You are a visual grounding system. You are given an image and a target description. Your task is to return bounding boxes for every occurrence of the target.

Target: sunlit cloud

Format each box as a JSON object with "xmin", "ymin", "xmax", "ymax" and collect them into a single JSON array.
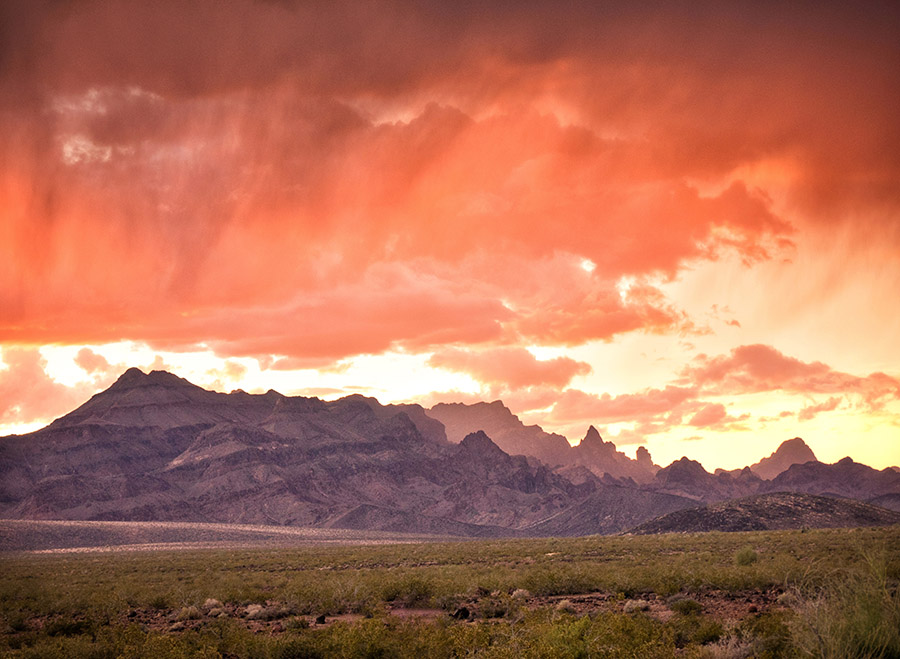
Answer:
[{"xmin": 1, "ymin": 1, "xmax": 898, "ymax": 470}]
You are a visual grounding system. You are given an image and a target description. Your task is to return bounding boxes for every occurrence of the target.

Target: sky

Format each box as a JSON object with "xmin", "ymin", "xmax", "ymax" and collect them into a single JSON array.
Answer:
[{"xmin": 1, "ymin": 0, "xmax": 899, "ymax": 471}]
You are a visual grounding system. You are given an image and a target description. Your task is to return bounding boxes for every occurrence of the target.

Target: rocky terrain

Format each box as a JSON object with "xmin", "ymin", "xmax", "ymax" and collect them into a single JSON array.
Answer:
[
  {"xmin": 1, "ymin": 368, "xmax": 898, "ymax": 538},
  {"xmin": 627, "ymin": 492, "xmax": 900, "ymax": 534},
  {"xmin": 428, "ymin": 402, "xmax": 659, "ymax": 482}
]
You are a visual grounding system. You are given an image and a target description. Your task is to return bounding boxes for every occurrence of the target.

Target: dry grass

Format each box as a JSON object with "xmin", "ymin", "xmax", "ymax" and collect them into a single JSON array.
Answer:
[{"xmin": 0, "ymin": 526, "xmax": 897, "ymax": 657}]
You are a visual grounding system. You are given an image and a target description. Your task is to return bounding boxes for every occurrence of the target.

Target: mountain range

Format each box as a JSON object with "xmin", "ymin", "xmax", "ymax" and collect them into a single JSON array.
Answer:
[{"xmin": 1, "ymin": 368, "xmax": 898, "ymax": 537}]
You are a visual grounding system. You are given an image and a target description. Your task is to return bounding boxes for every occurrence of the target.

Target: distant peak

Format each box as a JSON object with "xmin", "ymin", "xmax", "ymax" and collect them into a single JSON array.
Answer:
[
  {"xmin": 115, "ymin": 366, "xmax": 146, "ymax": 384},
  {"xmin": 780, "ymin": 437, "xmax": 812, "ymax": 451},
  {"xmin": 666, "ymin": 457, "xmax": 709, "ymax": 474},
  {"xmin": 582, "ymin": 425, "xmax": 604, "ymax": 445},
  {"xmin": 635, "ymin": 445, "xmax": 652, "ymax": 464},
  {"xmin": 749, "ymin": 436, "xmax": 818, "ymax": 480},
  {"xmin": 109, "ymin": 367, "xmax": 195, "ymax": 391},
  {"xmin": 458, "ymin": 430, "xmax": 507, "ymax": 460}
]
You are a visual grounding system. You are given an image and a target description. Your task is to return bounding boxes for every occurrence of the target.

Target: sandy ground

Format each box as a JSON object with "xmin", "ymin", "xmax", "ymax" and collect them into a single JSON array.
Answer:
[{"xmin": 0, "ymin": 519, "xmax": 456, "ymax": 553}]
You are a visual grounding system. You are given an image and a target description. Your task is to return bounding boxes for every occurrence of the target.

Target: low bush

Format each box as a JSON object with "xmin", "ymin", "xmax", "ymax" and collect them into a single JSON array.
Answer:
[
  {"xmin": 669, "ymin": 597, "xmax": 703, "ymax": 616},
  {"xmin": 790, "ymin": 550, "xmax": 900, "ymax": 658},
  {"xmin": 735, "ymin": 546, "xmax": 759, "ymax": 566}
]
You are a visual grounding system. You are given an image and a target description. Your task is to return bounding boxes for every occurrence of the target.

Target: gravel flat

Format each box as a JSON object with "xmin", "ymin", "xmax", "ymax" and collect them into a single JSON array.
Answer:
[{"xmin": 0, "ymin": 519, "xmax": 454, "ymax": 553}]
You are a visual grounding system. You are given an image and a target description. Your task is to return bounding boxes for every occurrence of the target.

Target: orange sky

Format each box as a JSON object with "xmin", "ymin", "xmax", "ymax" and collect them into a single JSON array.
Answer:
[{"xmin": 1, "ymin": 1, "xmax": 899, "ymax": 470}]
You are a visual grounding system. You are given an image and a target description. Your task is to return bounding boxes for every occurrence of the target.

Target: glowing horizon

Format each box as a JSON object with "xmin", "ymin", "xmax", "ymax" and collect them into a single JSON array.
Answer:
[{"xmin": 1, "ymin": 1, "xmax": 899, "ymax": 472}]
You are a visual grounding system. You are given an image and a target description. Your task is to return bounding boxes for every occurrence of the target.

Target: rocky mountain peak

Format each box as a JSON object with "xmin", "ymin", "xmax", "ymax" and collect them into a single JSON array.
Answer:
[
  {"xmin": 635, "ymin": 446, "xmax": 653, "ymax": 466},
  {"xmin": 581, "ymin": 425, "xmax": 604, "ymax": 446},
  {"xmin": 665, "ymin": 457, "xmax": 709, "ymax": 476},
  {"xmin": 110, "ymin": 367, "xmax": 197, "ymax": 392},
  {"xmin": 114, "ymin": 366, "xmax": 146, "ymax": 386},
  {"xmin": 750, "ymin": 437, "xmax": 818, "ymax": 480},
  {"xmin": 458, "ymin": 430, "xmax": 508, "ymax": 462}
]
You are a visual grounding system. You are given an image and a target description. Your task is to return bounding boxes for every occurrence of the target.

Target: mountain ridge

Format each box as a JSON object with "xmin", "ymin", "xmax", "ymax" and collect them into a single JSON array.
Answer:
[{"xmin": 2, "ymin": 368, "xmax": 898, "ymax": 538}]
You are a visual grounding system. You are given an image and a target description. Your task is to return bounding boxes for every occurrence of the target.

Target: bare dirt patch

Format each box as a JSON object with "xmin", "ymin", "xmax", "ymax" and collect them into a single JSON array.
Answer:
[{"xmin": 0, "ymin": 519, "xmax": 457, "ymax": 553}]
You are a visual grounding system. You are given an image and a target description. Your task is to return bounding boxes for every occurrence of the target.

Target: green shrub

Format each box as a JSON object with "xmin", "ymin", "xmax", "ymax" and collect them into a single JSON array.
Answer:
[
  {"xmin": 735, "ymin": 546, "xmax": 759, "ymax": 566},
  {"xmin": 790, "ymin": 550, "xmax": 900, "ymax": 658},
  {"xmin": 272, "ymin": 637, "xmax": 323, "ymax": 659},
  {"xmin": 669, "ymin": 597, "xmax": 703, "ymax": 616},
  {"xmin": 149, "ymin": 594, "xmax": 170, "ymax": 610},
  {"xmin": 734, "ymin": 610, "xmax": 795, "ymax": 658},
  {"xmin": 380, "ymin": 574, "xmax": 433, "ymax": 607},
  {"xmin": 43, "ymin": 618, "xmax": 93, "ymax": 637},
  {"xmin": 283, "ymin": 616, "xmax": 309, "ymax": 630},
  {"xmin": 479, "ymin": 595, "xmax": 514, "ymax": 619}
]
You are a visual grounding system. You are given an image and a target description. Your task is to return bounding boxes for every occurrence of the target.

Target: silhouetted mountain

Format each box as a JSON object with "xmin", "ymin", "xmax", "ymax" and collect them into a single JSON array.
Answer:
[
  {"xmin": 427, "ymin": 401, "xmax": 571, "ymax": 465},
  {"xmin": 649, "ymin": 458, "xmax": 762, "ymax": 502},
  {"xmin": 628, "ymin": 492, "xmax": 900, "ymax": 534},
  {"xmin": 749, "ymin": 437, "xmax": 817, "ymax": 480},
  {"xmin": 2, "ymin": 368, "xmax": 898, "ymax": 539},
  {"xmin": 426, "ymin": 402, "xmax": 658, "ymax": 482},
  {"xmin": 761, "ymin": 457, "xmax": 900, "ymax": 503},
  {"xmin": 568, "ymin": 426, "xmax": 659, "ymax": 483},
  {"xmin": 0, "ymin": 369, "xmax": 650, "ymax": 536}
]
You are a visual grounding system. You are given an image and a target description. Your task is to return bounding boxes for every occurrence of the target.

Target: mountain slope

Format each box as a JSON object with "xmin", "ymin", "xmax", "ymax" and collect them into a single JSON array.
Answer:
[
  {"xmin": 426, "ymin": 402, "xmax": 658, "ymax": 482},
  {"xmin": 0, "ymin": 369, "xmax": 612, "ymax": 535},
  {"xmin": 526, "ymin": 486, "xmax": 697, "ymax": 536},
  {"xmin": 628, "ymin": 492, "xmax": 900, "ymax": 534},
  {"xmin": 761, "ymin": 457, "xmax": 900, "ymax": 502}
]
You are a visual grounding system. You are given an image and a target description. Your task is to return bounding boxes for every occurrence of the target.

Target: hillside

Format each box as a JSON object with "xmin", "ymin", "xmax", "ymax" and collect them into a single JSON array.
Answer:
[
  {"xmin": 628, "ymin": 492, "xmax": 900, "ymax": 534},
  {"xmin": 0, "ymin": 369, "xmax": 659, "ymax": 536}
]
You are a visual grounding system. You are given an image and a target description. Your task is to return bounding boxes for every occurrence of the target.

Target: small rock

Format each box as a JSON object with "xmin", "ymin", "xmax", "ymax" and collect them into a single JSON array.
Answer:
[
  {"xmin": 207, "ymin": 607, "xmax": 225, "ymax": 617},
  {"xmin": 511, "ymin": 589, "xmax": 531, "ymax": 600},
  {"xmin": 168, "ymin": 621, "xmax": 186, "ymax": 632},
  {"xmin": 623, "ymin": 599, "xmax": 650, "ymax": 613},
  {"xmin": 202, "ymin": 598, "xmax": 223, "ymax": 611},
  {"xmin": 245, "ymin": 604, "xmax": 265, "ymax": 619},
  {"xmin": 555, "ymin": 599, "xmax": 577, "ymax": 614},
  {"xmin": 451, "ymin": 607, "xmax": 470, "ymax": 620},
  {"xmin": 175, "ymin": 606, "xmax": 201, "ymax": 621}
]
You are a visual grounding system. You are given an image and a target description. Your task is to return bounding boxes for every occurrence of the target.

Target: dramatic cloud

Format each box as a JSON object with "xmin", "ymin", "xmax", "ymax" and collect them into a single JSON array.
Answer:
[
  {"xmin": 684, "ymin": 344, "xmax": 900, "ymax": 408},
  {"xmin": 797, "ymin": 396, "xmax": 843, "ymax": 422},
  {"xmin": 527, "ymin": 343, "xmax": 890, "ymax": 442},
  {"xmin": 0, "ymin": 348, "xmax": 94, "ymax": 425},
  {"xmin": 551, "ymin": 386, "xmax": 698, "ymax": 425},
  {"xmin": 687, "ymin": 403, "xmax": 749, "ymax": 430},
  {"xmin": 1, "ymin": 2, "xmax": 898, "ymax": 469},
  {"xmin": 428, "ymin": 347, "xmax": 591, "ymax": 389},
  {"xmin": 14, "ymin": 1, "xmax": 897, "ymax": 359}
]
